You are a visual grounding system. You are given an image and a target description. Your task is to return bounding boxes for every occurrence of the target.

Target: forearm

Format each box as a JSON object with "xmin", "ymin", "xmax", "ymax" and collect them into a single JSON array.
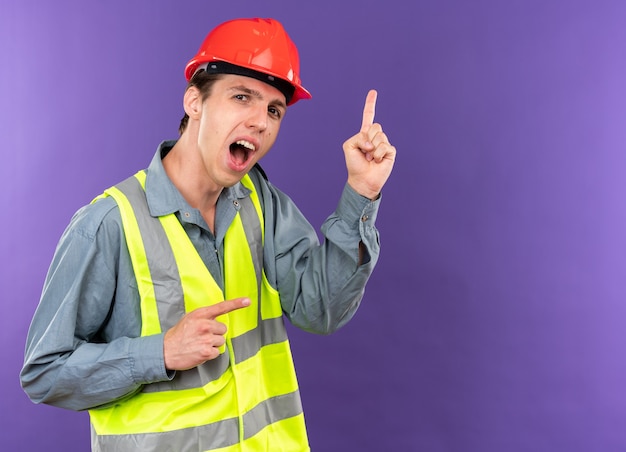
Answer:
[
  {"xmin": 21, "ymin": 334, "xmax": 167, "ymax": 411},
  {"xmin": 276, "ymin": 184, "xmax": 381, "ymax": 334}
]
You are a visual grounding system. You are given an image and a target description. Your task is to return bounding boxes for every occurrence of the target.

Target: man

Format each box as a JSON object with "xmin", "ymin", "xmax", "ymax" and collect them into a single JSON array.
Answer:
[{"xmin": 21, "ymin": 17, "xmax": 395, "ymax": 451}]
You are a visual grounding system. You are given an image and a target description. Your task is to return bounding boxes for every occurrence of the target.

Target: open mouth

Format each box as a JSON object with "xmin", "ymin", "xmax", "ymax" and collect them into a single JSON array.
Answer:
[{"xmin": 229, "ymin": 139, "xmax": 256, "ymax": 166}]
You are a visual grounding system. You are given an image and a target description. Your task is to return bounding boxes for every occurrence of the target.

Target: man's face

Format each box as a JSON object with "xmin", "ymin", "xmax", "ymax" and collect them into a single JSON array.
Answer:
[{"xmin": 195, "ymin": 74, "xmax": 287, "ymax": 188}]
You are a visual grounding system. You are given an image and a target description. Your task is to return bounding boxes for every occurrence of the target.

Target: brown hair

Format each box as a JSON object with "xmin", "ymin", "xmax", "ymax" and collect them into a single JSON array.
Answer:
[{"xmin": 178, "ymin": 70, "xmax": 224, "ymax": 135}]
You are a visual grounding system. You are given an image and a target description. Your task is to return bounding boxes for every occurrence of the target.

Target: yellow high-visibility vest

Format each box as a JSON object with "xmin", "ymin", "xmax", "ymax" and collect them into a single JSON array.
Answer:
[{"xmin": 89, "ymin": 171, "xmax": 309, "ymax": 451}]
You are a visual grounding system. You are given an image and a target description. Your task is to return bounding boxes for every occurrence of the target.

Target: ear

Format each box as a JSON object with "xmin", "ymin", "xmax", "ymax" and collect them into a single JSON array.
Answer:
[{"xmin": 183, "ymin": 86, "xmax": 203, "ymax": 120}]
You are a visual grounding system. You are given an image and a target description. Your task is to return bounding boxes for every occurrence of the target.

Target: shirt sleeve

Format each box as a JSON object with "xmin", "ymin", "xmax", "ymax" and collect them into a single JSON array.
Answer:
[
  {"xmin": 20, "ymin": 199, "xmax": 171, "ymax": 411},
  {"xmin": 261, "ymin": 178, "xmax": 382, "ymax": 334}
]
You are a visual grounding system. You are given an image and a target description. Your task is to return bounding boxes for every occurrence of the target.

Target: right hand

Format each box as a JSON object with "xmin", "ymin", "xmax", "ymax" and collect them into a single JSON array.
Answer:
[{"xmin": 163, "ymin": 297, "xmax": 250, "ymax": 371}]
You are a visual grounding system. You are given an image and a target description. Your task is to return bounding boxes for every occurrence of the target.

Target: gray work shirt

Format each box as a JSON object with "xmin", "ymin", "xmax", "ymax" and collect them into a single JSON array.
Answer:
[{"xmin": 21, "ymin": 140, "xmax": 381, "ymax": 411}]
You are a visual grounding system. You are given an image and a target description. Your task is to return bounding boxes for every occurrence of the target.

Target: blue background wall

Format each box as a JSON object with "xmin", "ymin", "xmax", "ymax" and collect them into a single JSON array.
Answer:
[{"xmin": 2, "ymin": 0, "xmax": 626, "ymax": 450}]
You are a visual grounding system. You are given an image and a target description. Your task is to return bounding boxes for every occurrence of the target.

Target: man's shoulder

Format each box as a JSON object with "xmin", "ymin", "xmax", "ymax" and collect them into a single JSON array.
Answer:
[{"xmin": 65, "ymin": 196, "xmax": 122, "ymax": 242}]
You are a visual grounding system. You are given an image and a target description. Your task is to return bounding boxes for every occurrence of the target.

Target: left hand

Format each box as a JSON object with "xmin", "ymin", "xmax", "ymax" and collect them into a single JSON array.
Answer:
[{"xmin": 343, "ymin": 89, "xmax": 396, "ymax": 200}]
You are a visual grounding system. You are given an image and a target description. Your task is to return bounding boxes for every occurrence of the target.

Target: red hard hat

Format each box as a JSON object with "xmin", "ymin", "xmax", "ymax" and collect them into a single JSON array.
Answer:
[{"xmin": 184, "ymin": 18, "xmax": 311, "ymax": 106}]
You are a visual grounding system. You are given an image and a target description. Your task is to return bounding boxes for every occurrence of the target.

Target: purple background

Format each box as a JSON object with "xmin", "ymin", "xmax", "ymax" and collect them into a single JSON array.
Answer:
[{"xmin": 2, "ymin": 1, "xmax": 626, "ymax": 450}]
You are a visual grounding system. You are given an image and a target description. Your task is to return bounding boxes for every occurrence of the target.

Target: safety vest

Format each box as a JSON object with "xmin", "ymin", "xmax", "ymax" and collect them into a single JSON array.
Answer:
[{"xmin": 89, "ymin": 170, "xmax": 310, "ymax": 451}]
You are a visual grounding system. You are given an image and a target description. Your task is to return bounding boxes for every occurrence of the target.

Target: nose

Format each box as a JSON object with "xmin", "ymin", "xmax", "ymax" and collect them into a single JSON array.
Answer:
[{"xmin": 245, "ymin": 105, "xmax": 267, "ymax": 132}]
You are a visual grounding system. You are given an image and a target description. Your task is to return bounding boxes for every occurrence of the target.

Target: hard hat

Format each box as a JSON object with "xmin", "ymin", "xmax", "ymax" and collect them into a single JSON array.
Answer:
[{"xmin": 184, "ymin": 18, "xmax": 312, "ymax": 106}]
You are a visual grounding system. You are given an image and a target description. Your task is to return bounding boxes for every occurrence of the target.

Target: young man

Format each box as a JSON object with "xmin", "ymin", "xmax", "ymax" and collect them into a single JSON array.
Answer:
[{"xmin": 21, "ymin": 17, "xmax": 395, "ymax": 451}]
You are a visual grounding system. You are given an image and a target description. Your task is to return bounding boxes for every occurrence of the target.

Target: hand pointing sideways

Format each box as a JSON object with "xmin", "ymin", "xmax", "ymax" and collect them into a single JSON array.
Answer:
[{"xmin": 163, "ymin": 297, "xmax": 250, "ymax": 371}]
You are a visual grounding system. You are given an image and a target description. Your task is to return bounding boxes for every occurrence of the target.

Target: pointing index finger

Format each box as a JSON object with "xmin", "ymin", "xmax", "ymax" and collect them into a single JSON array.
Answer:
[
  {"xmin": 205, "ymin": 298, "xmax": 250, "ymax": 319},
  {"xmin": 360, "ymin": 89, "xmax": 378, "ymax": 132}
]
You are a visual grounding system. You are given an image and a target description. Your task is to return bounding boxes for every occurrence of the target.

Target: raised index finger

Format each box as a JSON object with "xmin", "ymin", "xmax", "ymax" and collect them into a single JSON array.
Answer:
[{"xmin": 360, "ymin": 89, "xmax": 378, "ymax": 132}]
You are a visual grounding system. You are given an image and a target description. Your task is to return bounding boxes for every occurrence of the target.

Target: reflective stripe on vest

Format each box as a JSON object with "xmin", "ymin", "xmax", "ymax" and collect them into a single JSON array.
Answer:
[{"xmin": 89, "ymin": 171, "xmax": 309, "ymax": 451}]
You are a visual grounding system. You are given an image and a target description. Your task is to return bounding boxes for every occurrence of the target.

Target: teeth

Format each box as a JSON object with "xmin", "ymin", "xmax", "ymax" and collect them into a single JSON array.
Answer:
[{"xmin": 235, "ymin": 140, "xmax": 255, "ymax": 151}]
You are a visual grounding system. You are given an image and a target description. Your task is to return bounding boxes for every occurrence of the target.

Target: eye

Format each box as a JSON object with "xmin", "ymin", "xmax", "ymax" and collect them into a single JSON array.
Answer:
[
  {"xmin": 234, "ymin": 94, "xmax": 249, "ymax": 102},
  {"xmin": 268, "ymin": 106, "xmax": 282, "ymax": 119}
]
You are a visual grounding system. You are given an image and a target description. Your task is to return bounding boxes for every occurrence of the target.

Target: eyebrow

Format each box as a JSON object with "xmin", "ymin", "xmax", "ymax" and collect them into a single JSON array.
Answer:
[{"xmin": 229, "ymin": 85, "xmax": 287, "ymax": 110}]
